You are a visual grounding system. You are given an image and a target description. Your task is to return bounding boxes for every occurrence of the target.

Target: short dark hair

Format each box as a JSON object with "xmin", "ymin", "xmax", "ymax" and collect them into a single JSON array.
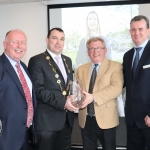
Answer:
[
  {"xmin": 130, "ymin": 15, "xmax": 149, "ymax": 28},
  {"xmin": 47, "ymin": 27, "xmax": 64, "ymax": 38}
]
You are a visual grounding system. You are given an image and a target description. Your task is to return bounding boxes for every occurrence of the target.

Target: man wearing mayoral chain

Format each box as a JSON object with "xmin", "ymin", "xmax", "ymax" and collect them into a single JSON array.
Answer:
[{"xmin": 28, "ymin": 27, "xmax": 78, "ymax": 150}]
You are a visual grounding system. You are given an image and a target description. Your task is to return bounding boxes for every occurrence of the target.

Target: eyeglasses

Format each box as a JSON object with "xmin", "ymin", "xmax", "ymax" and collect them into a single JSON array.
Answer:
[{"xmin": 88, "ymin": 47, "xmax": 105, "ymax": 52}]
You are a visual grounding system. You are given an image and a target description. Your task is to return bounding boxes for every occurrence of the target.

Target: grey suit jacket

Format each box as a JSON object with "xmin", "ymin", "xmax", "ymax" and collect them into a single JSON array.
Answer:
[{"xmin": 28, "ymin": 50, "xmax": 74, "ymax": 131}]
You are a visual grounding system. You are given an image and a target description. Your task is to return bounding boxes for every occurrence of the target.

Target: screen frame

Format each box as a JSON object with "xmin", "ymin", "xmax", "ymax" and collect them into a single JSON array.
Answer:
[{"xmin": 47, "ymin": 0, "xmax": 150, "ymax": 31}]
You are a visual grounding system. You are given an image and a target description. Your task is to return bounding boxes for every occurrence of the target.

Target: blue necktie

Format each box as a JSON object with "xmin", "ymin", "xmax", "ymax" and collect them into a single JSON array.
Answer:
[{"xmin": 132, "ymin": 47, "xmax": 142, "ymax": 77}]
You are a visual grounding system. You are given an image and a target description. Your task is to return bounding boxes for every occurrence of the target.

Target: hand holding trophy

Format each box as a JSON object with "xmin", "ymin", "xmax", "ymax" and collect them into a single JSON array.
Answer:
[{"xmin": 69, "ymin": 78, "xmax": 84, "ymax": 108}]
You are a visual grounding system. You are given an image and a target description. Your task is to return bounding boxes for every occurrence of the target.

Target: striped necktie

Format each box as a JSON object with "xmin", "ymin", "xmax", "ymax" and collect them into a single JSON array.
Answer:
[{"xmin": 87, "ymin": 64, "xmax": 98, "ymax": 117}]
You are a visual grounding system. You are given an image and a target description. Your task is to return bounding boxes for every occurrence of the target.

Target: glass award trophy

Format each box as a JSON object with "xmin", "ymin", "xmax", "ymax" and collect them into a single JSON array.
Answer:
[{"xmin": 69, "ymin": 78, "xmax": 84, "ymax": 108}]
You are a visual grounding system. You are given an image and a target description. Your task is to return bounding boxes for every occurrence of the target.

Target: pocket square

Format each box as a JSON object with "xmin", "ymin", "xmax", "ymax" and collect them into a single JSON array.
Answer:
[
  {"xmin": 143, "ymin": 64, "xmax": 150, "ymax": 69},
  {"xmin": 0, "ymin": 119, "xmax": 2, "ymax": 134}
]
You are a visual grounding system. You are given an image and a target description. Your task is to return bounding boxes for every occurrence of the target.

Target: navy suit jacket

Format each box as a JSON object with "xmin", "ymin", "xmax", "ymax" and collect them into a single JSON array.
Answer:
[
  {"xmin": 123, "ymin": 41, "xmax": 150, "ymax": 128},
  {"xmin": 0, "ymin": 53, "xmax": 36, "ymax": 150}
]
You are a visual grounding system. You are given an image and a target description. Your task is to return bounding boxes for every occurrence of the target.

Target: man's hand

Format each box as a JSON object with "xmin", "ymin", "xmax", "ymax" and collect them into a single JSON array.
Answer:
[
  {"xmin": 144, "ymin": 115, "xmax": 150, "ymax": 127},
  {"xmin": 80, "ymin": 91, "xmax": 94, "ymax": 108},
  {"xmin": 64, "ymin": 96, "xmax": 79, "ymax": 112}
]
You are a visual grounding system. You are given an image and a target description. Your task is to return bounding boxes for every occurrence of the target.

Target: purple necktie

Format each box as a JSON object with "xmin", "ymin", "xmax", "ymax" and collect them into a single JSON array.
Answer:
[{"xmin": 55, "ymin": 56, "xmax": 67, "ymax": 83}]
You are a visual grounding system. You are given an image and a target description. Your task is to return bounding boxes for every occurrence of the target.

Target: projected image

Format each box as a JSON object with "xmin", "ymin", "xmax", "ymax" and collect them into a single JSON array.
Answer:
[
  {"xmin": 76, "ymin": 11, "xmax": 112, "ymax": 65},
  {"xmin": 49, "ymin": 4, "xmax": 139, "ymax": 117},
  {"xmin": 61, "ymin": 5, "xmax": 138, "ymax": 66}
]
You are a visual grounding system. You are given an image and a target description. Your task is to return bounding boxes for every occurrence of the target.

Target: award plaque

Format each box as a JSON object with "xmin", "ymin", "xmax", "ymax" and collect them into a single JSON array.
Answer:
[{"xmin": 69, "ymin": 78, "xmax": 84, "ymax": 108}]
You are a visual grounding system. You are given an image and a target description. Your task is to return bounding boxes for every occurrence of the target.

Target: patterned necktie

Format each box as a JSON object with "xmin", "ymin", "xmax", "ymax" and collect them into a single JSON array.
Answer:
[
  {"xmin": 87, "ymin": 64, "xmax": 98, "ymax": 117},
  {"xmin": 16, "ymin": 62, "xmax": 33, "ymax": 127},
  {"xmin": 132, "ymin": 47, "xmax": 142, "ymax": 77},
  {"xmin": 55, "ymin": 56, "xmax": 67, "ymax": 83}
]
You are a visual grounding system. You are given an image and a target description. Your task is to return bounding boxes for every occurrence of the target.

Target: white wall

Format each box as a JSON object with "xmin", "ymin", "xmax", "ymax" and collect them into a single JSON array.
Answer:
[{"xmin": 0, "ymin": 2, "xmax": 47, "ymax": 65}]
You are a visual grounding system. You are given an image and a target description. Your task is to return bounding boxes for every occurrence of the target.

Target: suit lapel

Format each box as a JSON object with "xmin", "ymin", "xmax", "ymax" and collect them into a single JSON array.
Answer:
[
  {"xmin": 61, "ymin": 55, "xmax": 72, "ymax": 85},
  {"xmin": 127, "ymin": 49, "xmax": 134, "ymax": 80},
  {"xmin": 134, "ymin": 41, "xmax": 150, "ymax": 78},
  {"xmin": 61, "ymin": 54, "xmax": 69, "ymax": 83},
  {"xmin": 95, "ymin": 58, "xmax": 109, "ymax": 84},
  {"xmin": 83, "ymin": 63, "xmax": 92, "ymax": 91},
  {"xmin": 21, "ymin": 61, "xmax": 37, "ymax": 110},
  {"xmin": 21, "ymin": 61, "xmax": 31, "ymax": 79},
  {"xmin": 1, "ymin": 53, "xmax": 24, "ymax": 96},
  {"xmin": 61, "ymin": 55, "xmax": 68, "ymax": 75},
  {"xmin": 83, "ymin": 59, "xmax": 110, "ymax": 91}
]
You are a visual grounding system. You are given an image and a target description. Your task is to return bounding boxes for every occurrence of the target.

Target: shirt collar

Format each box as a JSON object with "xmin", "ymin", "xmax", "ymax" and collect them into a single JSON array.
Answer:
[
  {"xmin": 134, "ymin": 39, "xmax": 148, "ymax": 49},
  {"xmin": 4, "ymin": 52, "xmax": 20, "ymax": 67},
  {"xmin": 92, "ymin": 62, "xmax": 101, "ymax": 68},
  {"xmin": 47, "ymin": 49, "xmax": 61, "ymax": 60}
]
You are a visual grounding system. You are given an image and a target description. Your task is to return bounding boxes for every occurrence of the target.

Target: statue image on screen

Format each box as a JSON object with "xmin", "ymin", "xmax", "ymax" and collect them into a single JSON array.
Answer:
[{"xmin": 76, "ymin": 11, "xmax": 112, "ymax": 66}]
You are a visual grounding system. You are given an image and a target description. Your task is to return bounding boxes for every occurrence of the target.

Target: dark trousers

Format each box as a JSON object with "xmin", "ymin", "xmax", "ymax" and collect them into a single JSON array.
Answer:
[
  {"xmin": 81, "ymin": 115, "xmax": 116, "ymax": 150},
  {"xmin": 20, "ymin": 129, "xmax": 29, "ymax": 150},
  {"xmin": 36, "ymin": 114, "xmax": 72, "ymax": 150},
  {"xmin": 127, "ymin": 122, "xmax": 150, "ymax": 150}
]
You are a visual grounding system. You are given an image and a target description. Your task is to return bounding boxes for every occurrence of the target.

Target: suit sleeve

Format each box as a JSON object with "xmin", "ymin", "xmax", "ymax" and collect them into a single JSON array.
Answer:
[
  {"xmin": 28, "ymin": 56, "xmax": 66, "ymax": 111},
  {"xmin": 122, "ymin": 53, "xmax": 126, "ymax": 88},
  {"xmin": 93, "ymin": 63, "xmax": 123, "ymax": 106}
]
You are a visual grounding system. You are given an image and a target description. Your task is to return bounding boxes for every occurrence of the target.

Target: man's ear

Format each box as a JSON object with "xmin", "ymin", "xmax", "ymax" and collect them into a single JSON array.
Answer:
[{"xmin": 3, "ymin": 41, "xmax": 6, "ymax": 50}]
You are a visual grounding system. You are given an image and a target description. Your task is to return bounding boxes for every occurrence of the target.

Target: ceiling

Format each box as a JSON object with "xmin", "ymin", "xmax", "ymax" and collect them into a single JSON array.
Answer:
[
  {"xmin": 0, "ymin": 0, "xmax": 110, "ymax": 5},
  {"xmin": 0, "ymin": 0, "xmax": 45, "ymax": 4}
]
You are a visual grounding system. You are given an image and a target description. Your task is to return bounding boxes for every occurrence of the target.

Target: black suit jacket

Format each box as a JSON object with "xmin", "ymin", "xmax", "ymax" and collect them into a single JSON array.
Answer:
[
  {"xmin": 0, "ymin": 53, "xmax": 36, "ymax": 150},
  {"xmin": 123, "ymin": 41, "xmax": 150, "ymax": 128},
  {"xmin": 28, "ymin": 50, "xmax": 74, "ymax": 131}
]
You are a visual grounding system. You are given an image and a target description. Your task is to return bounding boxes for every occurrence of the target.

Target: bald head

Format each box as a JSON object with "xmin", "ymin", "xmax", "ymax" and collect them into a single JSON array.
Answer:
[
  {"xmin": 5, "ymin": 30, "xmax": 27, "ymax": 41},
  {"xmin": 3, "ymin": 29, "xmax": 27, "ymax": 62}
]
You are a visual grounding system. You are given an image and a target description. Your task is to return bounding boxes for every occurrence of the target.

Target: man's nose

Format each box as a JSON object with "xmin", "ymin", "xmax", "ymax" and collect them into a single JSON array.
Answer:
[
  {"xmin": 135, "ymin": 30, "xmax": 140, "ymax": 35},
  {"xmin": 56, "ymin": 39, "xmax": 61, "ymax": 44},
  {"xmin": 17, "ymin": 42, "xmax": 22, "ymax": 48}
]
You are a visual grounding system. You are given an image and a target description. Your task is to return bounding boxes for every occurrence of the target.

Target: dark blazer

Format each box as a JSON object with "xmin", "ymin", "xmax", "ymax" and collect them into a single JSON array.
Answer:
[
  {"xmin": 28, "ymin": 50, "xmax": 74, "ymax": 131},
  {"xmin": 123, "ymin": 41, "xmax": 150, "ymax": 128},
  {"xmin": 0, "ymin": 53, "xmax": 36, "ymax": 150}
]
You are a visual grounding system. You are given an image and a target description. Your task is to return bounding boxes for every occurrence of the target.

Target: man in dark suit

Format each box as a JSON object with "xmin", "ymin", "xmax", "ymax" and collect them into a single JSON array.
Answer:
[
  {"xmin": 0, "ymin": 29, "xmax": 36, "ymax": 150},
  {"xmin": 123, "ymin": 15, "xmax": 150, "ymax": 150},
  {"xmin": 28, "ymin": 27, "xmax": 78, "ymax": 150}
]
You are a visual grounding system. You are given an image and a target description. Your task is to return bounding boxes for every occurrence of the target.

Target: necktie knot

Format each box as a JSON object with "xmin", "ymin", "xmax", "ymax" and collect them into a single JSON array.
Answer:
[
  {"xmin": 15, "ymin": 62, "xmax": 20, "ymax": 69},
  {"xmin": 94, "ymin": 64, "xmax": 98, "ymax": 68},
  {"xmin": 55, "ymin": 56, "xmax": 60, "ymax": 61},
  {"xmin": 135, "ymin": 47, "xmax": 142, "ymax": 52}
]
